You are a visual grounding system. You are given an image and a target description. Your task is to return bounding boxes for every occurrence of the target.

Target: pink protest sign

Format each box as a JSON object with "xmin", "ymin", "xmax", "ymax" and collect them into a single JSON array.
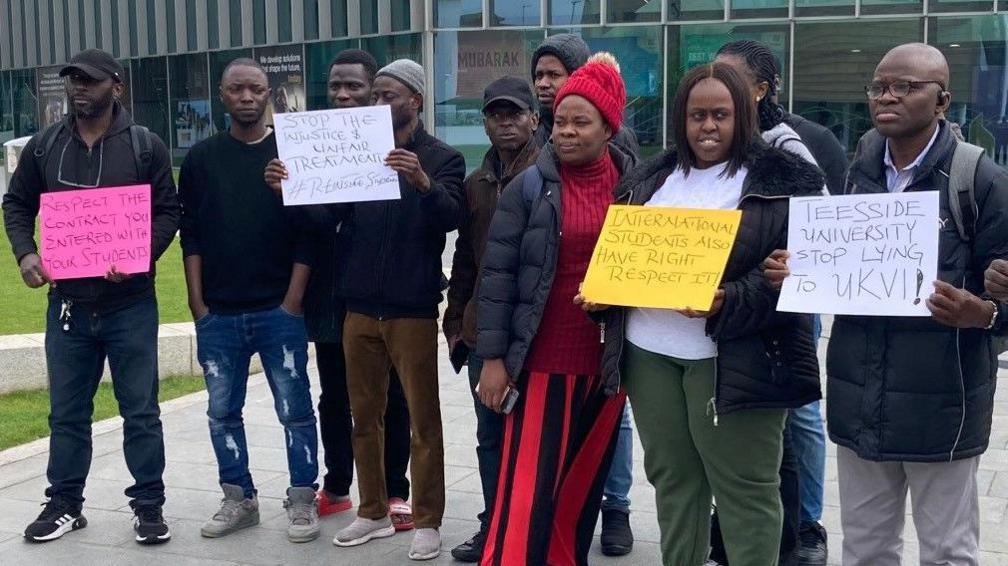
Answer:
[{"xmin": 39, "ymin": 185, "xmax": 152, "ymax": 280}]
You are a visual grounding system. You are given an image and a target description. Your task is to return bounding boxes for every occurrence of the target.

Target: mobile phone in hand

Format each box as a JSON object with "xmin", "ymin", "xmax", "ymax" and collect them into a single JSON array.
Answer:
[{"xmin": 500, "ymin": 385, "xmax": 520, "ymax": 414}]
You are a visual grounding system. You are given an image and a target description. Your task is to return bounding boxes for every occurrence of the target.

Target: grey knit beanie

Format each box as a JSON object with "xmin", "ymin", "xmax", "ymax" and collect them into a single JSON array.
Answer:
[
  {"xmin": 531, "ymin": 34, "xmax": 591, "ymax": 78},
  {"xmin": 376, "ymin": 59, "xmax": 425, "ymax": 96}
]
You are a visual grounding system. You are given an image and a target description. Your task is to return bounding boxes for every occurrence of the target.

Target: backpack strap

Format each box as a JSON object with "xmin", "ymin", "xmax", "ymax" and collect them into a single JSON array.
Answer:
[
  {"xmin": 29, "ymin": 121, "xmax": 67, "ymax": 170},
  {"xmin": 521, "ymin": 165, "xmax": 543, "ymax": 205},
  {"xmin": 129, "ymin": 124, "xmax": 153, "ymax": 180},
  {"xmin": 947, "ymin": 141, "xmax": 984, "ymax": 242}
]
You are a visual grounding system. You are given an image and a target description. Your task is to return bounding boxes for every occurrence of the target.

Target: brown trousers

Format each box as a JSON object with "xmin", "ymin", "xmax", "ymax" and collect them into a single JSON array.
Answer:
[{"xmin": 342, "ymin": 312, "xmax": 445, "ymax": 528}]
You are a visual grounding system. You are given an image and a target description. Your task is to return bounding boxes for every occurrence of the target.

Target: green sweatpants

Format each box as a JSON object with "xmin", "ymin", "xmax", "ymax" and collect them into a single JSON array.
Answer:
[{"xmin": 622, "ymin": 342, "xmax": 786, "ymax": 566}]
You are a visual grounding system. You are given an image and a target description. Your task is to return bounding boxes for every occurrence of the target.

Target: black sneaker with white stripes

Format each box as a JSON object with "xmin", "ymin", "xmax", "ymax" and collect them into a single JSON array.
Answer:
[
  {"xmin": 133, "ymin": 505, "xmax": 171, "ymax": 545},
  {"xmin": 24, "ymin": 499, "xmax": 87, "ymax": 542}
]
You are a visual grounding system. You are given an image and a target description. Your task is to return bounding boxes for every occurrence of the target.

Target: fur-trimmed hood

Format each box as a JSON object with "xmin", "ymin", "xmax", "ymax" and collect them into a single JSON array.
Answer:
[{"xmin": 615, "ymin": 139, "xmax": 825, "ymax": 204}]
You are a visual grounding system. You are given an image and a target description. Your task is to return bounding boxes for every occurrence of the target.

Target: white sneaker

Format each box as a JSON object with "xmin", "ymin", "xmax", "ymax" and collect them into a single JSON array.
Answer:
[{"xmin": 333, "ymin": 516, "xmax": 396, "ymax": 547}]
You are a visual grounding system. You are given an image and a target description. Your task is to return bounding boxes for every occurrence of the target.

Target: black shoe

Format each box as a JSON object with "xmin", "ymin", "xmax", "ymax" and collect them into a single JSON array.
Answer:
[
  {"xmin": 797, "ymin": 521, "xmax": 827, "ymax": 566},
  {"xmin": 600, "ymin": 509, "xmax": 633, "ymax": 556},
  {"xmin": 24, "ymin": 499, "xmax": 87, "ymax": 542},
  {"xmin": 133, "ymin": 505, "xmax": 171, "ymax": 545},
  {"xmin": 450, "ymin": 529, "xmax": 487, "ymax": 562}
]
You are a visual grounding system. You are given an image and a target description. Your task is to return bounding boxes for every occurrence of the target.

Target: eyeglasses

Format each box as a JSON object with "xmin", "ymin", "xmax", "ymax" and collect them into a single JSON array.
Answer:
[
  {"xmin": 865, "ymin": 80, "xmax": 945, "ymax": 100},
  {"xmin": 57, "ymin": 137, "xmax": 104, "ymax": 188}
]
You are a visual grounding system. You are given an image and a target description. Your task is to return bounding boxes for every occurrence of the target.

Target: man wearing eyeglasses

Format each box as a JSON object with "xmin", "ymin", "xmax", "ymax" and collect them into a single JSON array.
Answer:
[
  {"xmin": 2, "ymin": 49, "xmax": 179, "ymax": 544},
  {"xmin": 828, "ymin": 43, "xmax": 1008, "ymax": 565}
]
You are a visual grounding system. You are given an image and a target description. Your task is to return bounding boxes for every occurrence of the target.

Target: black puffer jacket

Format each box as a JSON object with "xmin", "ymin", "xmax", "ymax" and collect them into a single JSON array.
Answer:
[
  {"xmin": 599, "ymin": 141, "xmax": 825, "ymax": 411},
  {"xmin": 828, "ymin": 122, "xmax": 1008, "ymax": 462},
  {"xmin": 475, "ymin": 142, "xmax": 637, "ymax": 392}
]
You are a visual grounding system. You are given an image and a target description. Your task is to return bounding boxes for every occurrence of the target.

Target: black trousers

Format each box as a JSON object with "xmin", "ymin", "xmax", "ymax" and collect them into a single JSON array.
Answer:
[
  {"xmin": 315, "ymin": 340, "xmax": 411, "ymax": 500},
  {"xmin": 710, "ymin": 414, "xmax": 800, "ymax": 566}
]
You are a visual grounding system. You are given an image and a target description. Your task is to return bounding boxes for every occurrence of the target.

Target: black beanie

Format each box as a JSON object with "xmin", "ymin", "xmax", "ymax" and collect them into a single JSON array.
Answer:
[{"xmin": 531, "ymin": 34, "xmax": 591, "ymax": 78}]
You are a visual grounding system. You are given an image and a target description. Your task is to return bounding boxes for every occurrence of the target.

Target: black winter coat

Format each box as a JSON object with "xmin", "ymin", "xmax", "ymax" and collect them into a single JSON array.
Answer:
[
  {"xmin": 599, "ymin": 141, "xmax": 826, "ymax": 413},
  {"xmin": 475, "ymin": 143, "xmax": 637, "ymax": 393},
  {"xmin": 827, "ymin": 122, "xmax": 1008, "ymax": 462},
  {"xmin": 339, "ymin": 123, "xmax": 465, "ymax": 320}
]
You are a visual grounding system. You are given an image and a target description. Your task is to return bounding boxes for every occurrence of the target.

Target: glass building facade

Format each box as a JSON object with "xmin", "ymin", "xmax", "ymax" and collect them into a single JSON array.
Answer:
[{"xmin": 0, "ymin": 0, "xmax": 1004, "ymax": 169}]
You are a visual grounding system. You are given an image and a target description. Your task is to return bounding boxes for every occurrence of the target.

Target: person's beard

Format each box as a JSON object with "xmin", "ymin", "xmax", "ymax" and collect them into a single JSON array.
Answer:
[{"xmin": 74, "ymin": 90, "xmax": 114, "ymax": 119}]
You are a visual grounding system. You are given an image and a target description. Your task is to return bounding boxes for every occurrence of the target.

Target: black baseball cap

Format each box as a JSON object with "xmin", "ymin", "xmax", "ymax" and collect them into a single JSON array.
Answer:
[
  {"xmin": 482, "ymin": 76, "xmax": 534, "ymax": 113},
  {"xmin": 59, "ymin": 49, "xmax": 124, "ymax": 83}
]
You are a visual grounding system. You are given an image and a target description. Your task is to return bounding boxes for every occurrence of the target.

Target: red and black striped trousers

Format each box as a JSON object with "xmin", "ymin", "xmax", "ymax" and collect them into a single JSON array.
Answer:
[{"xmin": 480, "ymin": 371, "xmax": 627, "ymax": 566}]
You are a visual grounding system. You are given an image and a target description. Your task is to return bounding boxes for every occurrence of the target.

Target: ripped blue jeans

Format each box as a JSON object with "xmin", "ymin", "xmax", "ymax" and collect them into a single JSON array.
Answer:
[{"xmin": 196, "ymin": 305, "xmax": 318, "ymax": 497}]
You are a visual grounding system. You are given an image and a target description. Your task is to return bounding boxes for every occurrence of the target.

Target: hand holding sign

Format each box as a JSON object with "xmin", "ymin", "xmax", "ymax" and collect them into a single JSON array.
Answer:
[
  {"xmin": 926, "ymin": 280, "xmax": 996, "ymax": 329},
  {"xmin": 385, "ymin": 149, "xmax": 430, "ymax": 193},
  {"xmin": 18, "ymin": 253, "xmax": 52, "ymax": 289},
  {"xmin": 762, "ymin": 249, "xmax": 790, "ymax": 291},
  {"xmin": 776, "ymin": 192, "xmax": 940, "ymax": 317}
]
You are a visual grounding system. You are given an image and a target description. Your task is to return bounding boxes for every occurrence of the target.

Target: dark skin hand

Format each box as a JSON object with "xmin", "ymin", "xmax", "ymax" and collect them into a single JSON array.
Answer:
[
  {"xmin": 927, "ymin": 280, "xmax": 995, "ymax": 329},
  {"xmin": 477, "ymin": 358, "xmax": 513, "ymax": 414},
  {"xmin": 678, "ymin": 289, "xmax": 726, "ymax": 319},
  {"xmin": 18, "ymin": 253, "xmax": 52, "ymax": 289},
  {"xmin": 264, "ymin": 159, "xmax": 287, "ymax": 196},
  {"xmin": 104, "ymin": 265, "xmax": 132, "ymax": 283},
  {"xmin": 385, "ymin": 149, "xmax": 430, "ymax": 192},
  {"xmin": 762, "ymin": 249, "xmax": 791, "ymax": 291},
  {"xmin": 985, "ymin": 259, "xmax": 1008, "ymax": 301}
]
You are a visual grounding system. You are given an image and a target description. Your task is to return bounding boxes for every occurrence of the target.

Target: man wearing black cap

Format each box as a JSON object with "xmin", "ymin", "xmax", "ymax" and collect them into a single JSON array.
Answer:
[
  {"xmin": 531, "ymin": 33, "xmax": 639, "ymax": 158},
  {"xmin": 443, "ymin": 75, "xmax": 539, "ymax": 562},
  {"xmin": 2, "ymin": 48, "xmax": 179, "ymax": 545}
]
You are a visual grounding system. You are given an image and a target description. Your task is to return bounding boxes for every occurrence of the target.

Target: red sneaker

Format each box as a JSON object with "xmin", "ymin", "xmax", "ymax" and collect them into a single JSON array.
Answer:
[
  {"xmin": 317, "ymin": 491, "xmax": 352, "ymax": 517},
  {"xmin": 388, "ymin": 497, "xmax": 414, "ymax": 531}
]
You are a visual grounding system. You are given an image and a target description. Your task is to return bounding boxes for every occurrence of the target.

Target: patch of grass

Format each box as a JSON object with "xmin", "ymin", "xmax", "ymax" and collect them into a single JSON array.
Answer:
[
  {"xmin": 0, "ymin": 374, "xmax": 206, "ymax": 451},
  {"xmin": 0, "ymin": 226, "xmax": 191, "ymax": 335}
]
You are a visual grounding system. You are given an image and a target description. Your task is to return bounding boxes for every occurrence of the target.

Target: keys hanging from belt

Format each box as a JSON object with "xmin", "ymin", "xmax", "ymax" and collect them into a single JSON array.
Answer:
[{"xmin": 59, "ymin": 299, "xmax": 74, "ymax": 333}]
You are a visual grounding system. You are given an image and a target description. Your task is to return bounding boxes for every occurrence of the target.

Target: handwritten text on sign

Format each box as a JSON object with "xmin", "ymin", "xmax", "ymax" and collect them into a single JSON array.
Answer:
[
  {"xmin": 40, "ymin": 185, "xmax": 152, "ymax": 280},
  {"xmin": 274, "ymin": 105, "xmax": 400, "ymax": 206},
  {"xmin": 581, "ymin": 206, "xmax": 742, "ymax": 309},
  {"xmin": 776, "ymin": 192, "xmax": 939, "ymax": 317}
]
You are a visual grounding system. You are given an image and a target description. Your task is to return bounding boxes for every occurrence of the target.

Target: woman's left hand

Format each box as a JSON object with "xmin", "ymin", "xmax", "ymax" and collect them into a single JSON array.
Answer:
[
  {"xmin": 574, "ymin": 293, "xmax": 609, "ymax": 312},
  {"xmin": 677, "ymin": 289, "xmax": 725, "ymax": 319},
  {"xmin": 574, "ymin": 282, "xmax": 610, "ymax": 312}
]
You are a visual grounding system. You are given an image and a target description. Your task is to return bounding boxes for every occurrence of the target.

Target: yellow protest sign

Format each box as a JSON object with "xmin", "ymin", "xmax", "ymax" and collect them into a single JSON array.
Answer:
[{"xmin": 582, "ymin": 205, "xmax": 742, "ymax": 309}]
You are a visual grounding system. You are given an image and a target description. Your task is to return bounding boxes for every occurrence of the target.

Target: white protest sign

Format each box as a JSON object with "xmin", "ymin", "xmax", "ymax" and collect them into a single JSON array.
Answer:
[
  {"xmin": 273, "ymin": 105, "xmax": 401, "ymax": 206},
  {"xmin": 777, "ymin": 191, "xmax": 940, "ymax": 317}
]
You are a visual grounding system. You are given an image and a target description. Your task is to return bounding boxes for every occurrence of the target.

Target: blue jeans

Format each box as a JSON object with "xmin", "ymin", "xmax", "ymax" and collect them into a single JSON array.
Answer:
[
  {"xmin": 602, "ymin": 401, "xmax": 633, "ymax": 513},
  {"xmin": 196, "ymin": 306, "xmax": 318, "ymax": 496},
  {"xmin": 466, "ymin": 353, "xmax": 505, "ymax": 529},
  {"xmin": 788, "ymin": 315, "xmax": 826, "ymax": 523},
  {"xmin": 44, "ymin": 295, "xmax": 165, "ymax": 508}
]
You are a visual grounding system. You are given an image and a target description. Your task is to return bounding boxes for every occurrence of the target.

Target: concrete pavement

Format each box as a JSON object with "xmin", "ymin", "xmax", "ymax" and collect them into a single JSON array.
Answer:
[{"xmin": 2, "ymin": 333, "xmax": 1008, "ymax": 565}]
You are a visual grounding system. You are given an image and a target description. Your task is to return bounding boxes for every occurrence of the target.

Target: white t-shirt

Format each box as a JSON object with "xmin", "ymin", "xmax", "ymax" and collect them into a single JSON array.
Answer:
[{"xmin": 626, "ymin": 162, "xmax": 748, "ymax": 360}]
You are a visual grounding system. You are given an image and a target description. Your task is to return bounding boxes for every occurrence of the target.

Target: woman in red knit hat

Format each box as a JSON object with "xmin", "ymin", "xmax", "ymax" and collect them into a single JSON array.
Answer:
[{"xmin": 473, "ymin": 52, "xmax": 637, "ymax": 566}]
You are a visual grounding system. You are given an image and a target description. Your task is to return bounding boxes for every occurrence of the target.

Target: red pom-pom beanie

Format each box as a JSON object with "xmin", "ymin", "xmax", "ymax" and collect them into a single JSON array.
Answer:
[{"xmin": 553, "ymin": 52, "xmax": 626, "ymax": 133}]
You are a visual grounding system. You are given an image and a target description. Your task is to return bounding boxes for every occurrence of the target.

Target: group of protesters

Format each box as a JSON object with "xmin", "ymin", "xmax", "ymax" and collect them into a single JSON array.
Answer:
[{"xmin": 3, "ymin": 30, "xmax": 1008, "ymax": 566}]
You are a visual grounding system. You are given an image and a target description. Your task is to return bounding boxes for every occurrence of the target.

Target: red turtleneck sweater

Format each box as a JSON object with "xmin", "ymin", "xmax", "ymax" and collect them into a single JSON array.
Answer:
[{"xmin": 525, "ymin": 151, "xmax": 618, "ymax": 376}]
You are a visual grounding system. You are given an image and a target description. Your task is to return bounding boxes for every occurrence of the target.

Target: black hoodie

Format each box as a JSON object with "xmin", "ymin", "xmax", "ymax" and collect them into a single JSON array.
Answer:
[{"xmin": 2, "ymin": 102, "xmax": 180, "ymax": 312}]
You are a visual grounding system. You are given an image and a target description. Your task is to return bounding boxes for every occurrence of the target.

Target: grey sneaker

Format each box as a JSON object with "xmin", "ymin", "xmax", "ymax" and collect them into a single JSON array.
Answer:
[
  {"xmin": 284, "ymin": 487, "xmax": 320, "ymax": 543},
  {"xmin": 333, "ymin": 516, "xmax": 396, "ymax": 547},
  {"xmin": 200, "ymin": 483, "xmax": 260, "ymax": 538},
  {"xmin": 409, "ymin": 528, "xmax": 441, "ymax": 561}
]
